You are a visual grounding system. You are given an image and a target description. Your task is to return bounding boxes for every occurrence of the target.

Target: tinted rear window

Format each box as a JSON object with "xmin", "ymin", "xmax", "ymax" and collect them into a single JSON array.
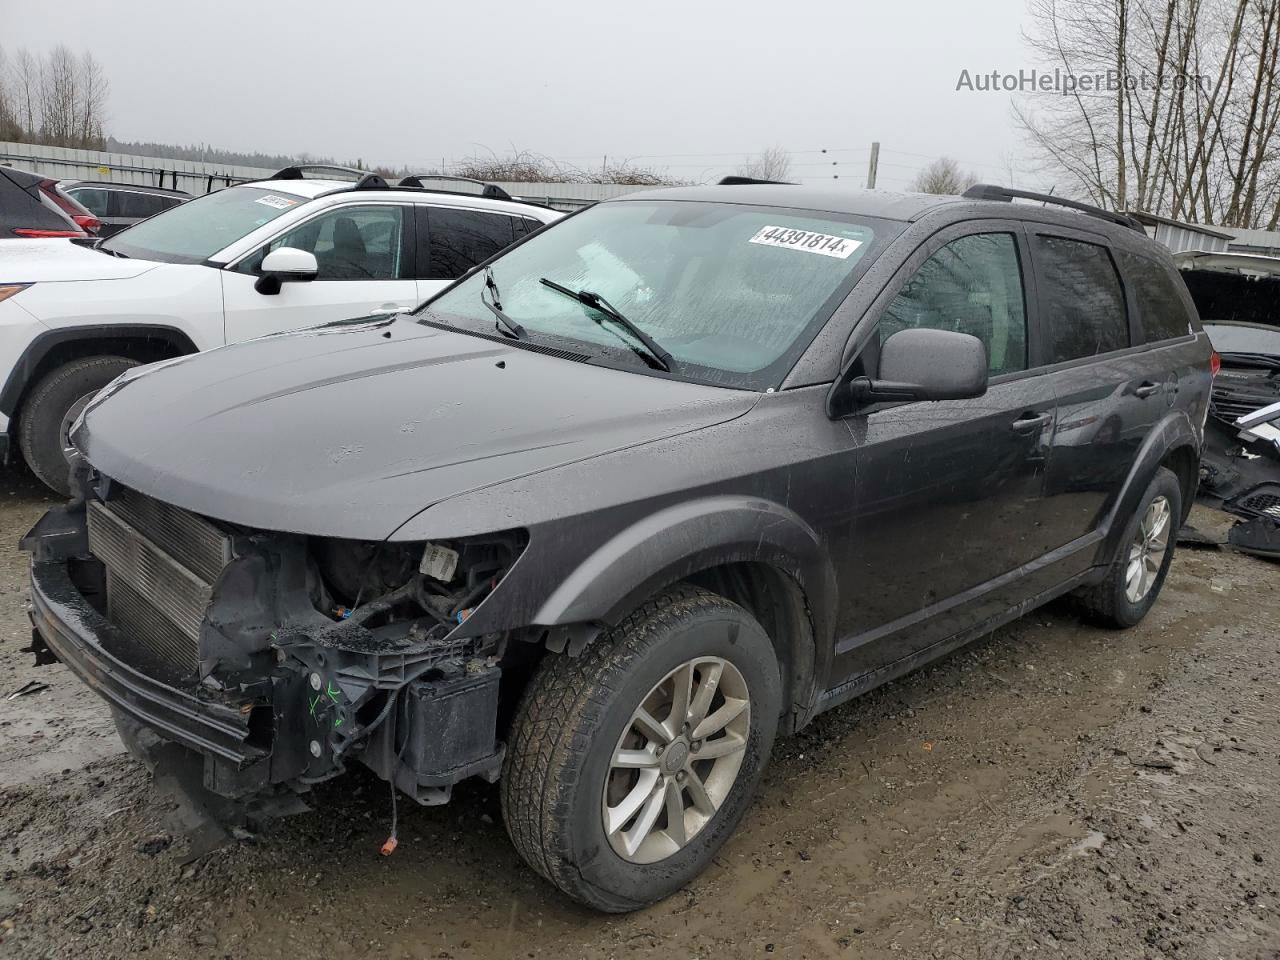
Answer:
[
  {"xmin": 1034, "ymin": 235, "xmax": 1129, "ymax": 362},
  {"xmin": 115, "ymin": 191, "xmax": 171, "ymax": 219},
  {"xmin": 1119, "ymin": 252, "xmax": 1195, "ymax": 342},
  {"xmin": 422, "ymin": 208, "xmax": 518, "ymax": 279}
]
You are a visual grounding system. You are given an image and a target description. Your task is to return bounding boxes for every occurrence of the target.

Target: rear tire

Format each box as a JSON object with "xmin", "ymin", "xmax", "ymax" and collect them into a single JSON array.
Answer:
[
  {"xmin": 18, "ymin": 356, "xmax": 138, "ymax": 496},
  {"xmin": 501, "ymin": 585, "xmax": 781, "ymax": 912},
  {"xmin": 1078, "ymin": 466, "xmax": 1181, "ymax": 628}
]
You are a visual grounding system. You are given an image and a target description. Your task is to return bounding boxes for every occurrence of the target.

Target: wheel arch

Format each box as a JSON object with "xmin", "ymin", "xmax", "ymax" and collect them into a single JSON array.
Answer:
[
  {"xmin": 1099, "ymin": 412, "xmax": 1201, "ymax": 565},
  {"xmin": 533, "ymin": 496, "xmax": 838, "ymax": 732},
  {"xmin": 1, "ymin": 324, "xmax": 199, "ymax": 424}
]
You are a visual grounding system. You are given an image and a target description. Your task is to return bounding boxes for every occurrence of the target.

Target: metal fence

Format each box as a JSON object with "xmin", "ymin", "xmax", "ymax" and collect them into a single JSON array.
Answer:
[
  {"xmin": 0, "ymin": 141, "xmax": 273, "ymax": 194},
  {"xmin": 0, "ymin": 141, "xmax": 662, "ymax": 210}
]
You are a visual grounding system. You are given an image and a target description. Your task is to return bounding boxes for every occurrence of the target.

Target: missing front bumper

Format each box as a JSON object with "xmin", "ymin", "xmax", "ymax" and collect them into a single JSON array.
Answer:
[{"xmin": 26, "ymin": 506, "xmax": 506, "ymax": 811}]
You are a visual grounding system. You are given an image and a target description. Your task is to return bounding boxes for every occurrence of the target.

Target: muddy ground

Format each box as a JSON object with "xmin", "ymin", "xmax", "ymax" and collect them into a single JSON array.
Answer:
[{"xmin": 0, "ymin": 468, "xmax": 1276, "ymax": 960}]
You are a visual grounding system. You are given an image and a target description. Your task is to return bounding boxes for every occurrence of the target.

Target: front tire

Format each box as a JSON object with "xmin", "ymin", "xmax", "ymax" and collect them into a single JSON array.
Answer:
[
  {"xmin": 501, "ymin": 586, "xmax": 781, "ymax": 912},
  {"xmin": 1078, "ymin": 466, "xmax": 1181, "ymax": 628},
  {"xmin": 18, "ymin": 356, "xmax": 138, "ymax": 496}
]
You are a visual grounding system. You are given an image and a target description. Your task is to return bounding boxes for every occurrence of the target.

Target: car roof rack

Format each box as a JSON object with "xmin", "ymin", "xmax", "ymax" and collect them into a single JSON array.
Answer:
[
  {"xmin": 398, "ymin": 174, "xmax": 513, "ymax": 201},
  {"xmin": 272, "ymin": 164, "xmax": 370, "ymax": 183},
  {"xmin": 962, "ymin": 184, "xmax": 1145, "ymax": 233},
  {"xmin": 718, "ymin": 175, "xmax": 796, "ymax": 186}
]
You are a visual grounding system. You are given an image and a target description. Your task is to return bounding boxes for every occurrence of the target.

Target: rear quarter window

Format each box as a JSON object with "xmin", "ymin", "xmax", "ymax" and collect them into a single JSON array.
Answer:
[{"xmin": 1119, "ymin": 251, "xmax": 1196, "ymax": 342}]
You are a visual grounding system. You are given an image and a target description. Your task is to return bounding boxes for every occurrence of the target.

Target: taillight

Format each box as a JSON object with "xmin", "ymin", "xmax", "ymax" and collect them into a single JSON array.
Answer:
[
  {"xmin": 1209, "ymin": 351, "xmax": 1221, "ymax": 377},
  {"xmin": 37, "ymin": 180, "xmax": 98, "ymax": 234},
  {"xmin": 11, "ymin": 227, "xmax": 86, "ymax": 238}
]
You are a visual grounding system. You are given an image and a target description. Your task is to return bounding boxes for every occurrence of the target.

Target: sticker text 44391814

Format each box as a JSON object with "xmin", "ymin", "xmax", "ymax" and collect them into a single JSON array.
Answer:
[{"xmin": 748, "ymin": 225, "xmax": 863, "ymax": 259}]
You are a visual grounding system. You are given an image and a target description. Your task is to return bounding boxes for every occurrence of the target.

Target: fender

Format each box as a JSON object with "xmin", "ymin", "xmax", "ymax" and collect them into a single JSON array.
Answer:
[
  {"xmin": 533, "ymin": 494, "xmax": 839, "ymax": 656},
  {"xmin": 0, "ymin": 323, "xmax": 199, "ymax": 418},
  {"xmin": 1097, "ymin": 410, "xmax": 1201, "ymax": 565}
]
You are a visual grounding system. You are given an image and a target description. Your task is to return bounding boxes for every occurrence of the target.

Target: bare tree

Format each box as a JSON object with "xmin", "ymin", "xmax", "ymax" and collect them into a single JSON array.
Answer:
[
  {"xmin": 12, "ymin": 48, "xmax": 41, "ymax": 137},
  {"xmin": 1018, "ymin": 0, "xmax": 1280, "ymax": 228},
  {"xmin": 0, "ymin": 45, "xmax": 108, "ymax": 148},
  {"xmin": 39, "ymin": 45, "xmax": 78, "ymax": 145},
  {"xmin": 909, "ymin": 156, "xmax": 981, "ymax": 194},
  {"xmin": 0, "ymin": 48, "xmax": 20, "ymax": 141},
  {"xmin": 736, "ymin": 145, "xmax": 793, "ymax": 181},
  {"xmin": 453, "ymin": 147, "xmax": 686, "ymax": 186},
  {"xmin": 76, "ymin": 51, "xmax": 108, "ymax": 147}
]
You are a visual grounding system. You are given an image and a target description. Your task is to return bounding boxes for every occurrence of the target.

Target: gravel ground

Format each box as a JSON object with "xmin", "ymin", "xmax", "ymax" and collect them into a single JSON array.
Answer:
[{"xmin": 0, "ymin": 467, "xmax": 1276, "ymax": 959}]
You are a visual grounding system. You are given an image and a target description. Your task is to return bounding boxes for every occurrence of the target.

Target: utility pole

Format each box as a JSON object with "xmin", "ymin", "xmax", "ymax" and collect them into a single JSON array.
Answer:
[{"xmin": 866, "ymin": 142, "xmax": 880, "ymax": 189}]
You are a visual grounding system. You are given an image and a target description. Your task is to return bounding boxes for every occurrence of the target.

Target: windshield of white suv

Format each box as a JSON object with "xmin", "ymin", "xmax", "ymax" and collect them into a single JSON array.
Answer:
[
  {"xmin": 99, "ymin": 186, "xmax": 304, "ymax": 264},
  {"xmin": 416, "ymin": 200, "xmax": 886, "ymax": 389}
]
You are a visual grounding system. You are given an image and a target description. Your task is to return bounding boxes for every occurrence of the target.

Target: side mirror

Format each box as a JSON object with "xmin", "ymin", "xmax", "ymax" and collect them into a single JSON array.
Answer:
[
  {"xmin": 850, "ymin": 328, "xmax": 988, "ymax": 404},
  {"xmin": 254, "ymin": 247, "xmax": 318, "ymax": 294}
]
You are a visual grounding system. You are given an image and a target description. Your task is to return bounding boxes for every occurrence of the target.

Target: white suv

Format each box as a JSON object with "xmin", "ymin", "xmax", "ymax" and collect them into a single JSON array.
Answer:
[{"xmin": 0, "ymin": 168, "xmax": 562, "ymax": 493}]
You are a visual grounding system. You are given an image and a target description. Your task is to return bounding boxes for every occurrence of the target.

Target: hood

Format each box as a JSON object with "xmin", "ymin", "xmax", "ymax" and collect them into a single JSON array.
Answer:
[
  {"xmin": 73, "ymin": 316, "xmax": 757, "ymax": 540},
  {"xmin": 0, "ymin": 238, "xmax": 160, "ymax": 282}
]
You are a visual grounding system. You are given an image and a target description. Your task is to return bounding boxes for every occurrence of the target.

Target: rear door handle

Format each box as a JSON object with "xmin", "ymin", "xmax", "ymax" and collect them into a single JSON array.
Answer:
[
  {"xmin": 1134, "ymin": 381, "xmax": 1162, "ymax": 398},
  {"xmin": 1011, "ymin": 412, "xmax": 1052, "ymax": 434}
]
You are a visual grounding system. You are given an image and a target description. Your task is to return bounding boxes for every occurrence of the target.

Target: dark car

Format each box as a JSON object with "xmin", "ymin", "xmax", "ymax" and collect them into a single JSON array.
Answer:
[
  {"xmin": 56, "ymin": 180, "xmax": 188, "ymax": 237},
  {"xmin": 0, "ymin": 165, "xmax": 96, "ymax": 238},
  {"xmin": 23, "ymin": 182, "xmax": 1213, "ymax": 912}
]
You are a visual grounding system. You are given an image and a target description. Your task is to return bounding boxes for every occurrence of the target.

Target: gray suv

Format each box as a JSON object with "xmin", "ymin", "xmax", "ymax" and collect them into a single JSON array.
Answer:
[{"xmin": 23, "ymin": 181, "xmax": 1212, "ymax": 912}]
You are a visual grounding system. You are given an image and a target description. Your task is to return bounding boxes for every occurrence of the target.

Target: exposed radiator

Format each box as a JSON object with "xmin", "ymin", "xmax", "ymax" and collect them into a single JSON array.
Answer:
[{"xmin": 86, "ymin": 489, "xmax": 232, "ymax": 674}]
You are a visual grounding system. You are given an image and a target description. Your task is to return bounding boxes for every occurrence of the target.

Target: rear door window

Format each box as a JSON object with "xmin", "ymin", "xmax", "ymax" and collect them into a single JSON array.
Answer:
[
  {"xmin": 1118, "ymin": 252, "xmax": 1196, "ymax": 342},
  {"xmin": 66, "ymin": 187, "xmax": 110, "ymax": 217},
  {"xmin": 421, "ymin": 208, "xmax": 518, "ymax": 279},
  {"xmin": 115, "ymin": 191, "xmax": 170, "ymax": 220},
  {"xmin": 1034, "ymin": 235, "xmax": 1129, "ymax": 362},
  {"xmin": 879, "ymin": 232, "xmax": 1028, "ymax": 376}
]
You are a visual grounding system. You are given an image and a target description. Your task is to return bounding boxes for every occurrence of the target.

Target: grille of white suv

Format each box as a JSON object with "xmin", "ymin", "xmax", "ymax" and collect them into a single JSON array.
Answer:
[{"xmin": 86, "ymin": 488, "xmax": 232, "ymax": 673}]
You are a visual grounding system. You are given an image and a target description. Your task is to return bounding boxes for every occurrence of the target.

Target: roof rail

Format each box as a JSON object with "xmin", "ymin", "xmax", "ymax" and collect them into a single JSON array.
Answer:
[
  {"xmin": 962, "ymin": 184, "xmax": 1145, "ymax": 233},
  {"xmin": 353, "ymin": 173, "xmax": 388, "ymax": 190},
  {"xmin": 272, "ymin": 164, "xmax": 369, "ymax": 182},
  {"xmin": 718, "ymin": 175, "xmax": 796, "ymax": 186},
  {"xmin": 398, "ymin": 174, "xmax": 513, "ymax": 201}
]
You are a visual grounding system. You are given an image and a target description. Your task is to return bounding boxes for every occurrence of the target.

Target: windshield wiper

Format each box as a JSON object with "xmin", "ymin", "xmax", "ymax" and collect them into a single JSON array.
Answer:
[
  {"xmin": 538, "ymin": 278, "xmax": 673, "ymax": 372},
  {"xmin": 480, "ymin": 267, "xmax": 525, "ymax": 340}
]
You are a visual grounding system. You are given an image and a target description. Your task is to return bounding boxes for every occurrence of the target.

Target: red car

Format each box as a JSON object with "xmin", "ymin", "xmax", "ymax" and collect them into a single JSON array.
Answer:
[{"xmin": 0, "ymin": 164, "xmax": 100, "ymax": 239}]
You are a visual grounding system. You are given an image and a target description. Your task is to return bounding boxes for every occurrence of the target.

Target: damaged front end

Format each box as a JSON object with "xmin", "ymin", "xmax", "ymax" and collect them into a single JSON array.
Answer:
[{"xmin": 22, "ymin": 464, "xmax": 526, "ymax": 820}]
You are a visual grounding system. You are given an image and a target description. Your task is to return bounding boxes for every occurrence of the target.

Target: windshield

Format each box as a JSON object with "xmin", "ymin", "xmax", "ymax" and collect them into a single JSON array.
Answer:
[
  {"xmin": 1203, "ymin": 322, "xmax": 1280, "ymax": 357},
  {"xmin": 416, "ymin": 200, "xmax": 885, "ymax": 389},
  {"xmin": 100, "ymin": 186, "xmax": 305, "ymax": 263}
]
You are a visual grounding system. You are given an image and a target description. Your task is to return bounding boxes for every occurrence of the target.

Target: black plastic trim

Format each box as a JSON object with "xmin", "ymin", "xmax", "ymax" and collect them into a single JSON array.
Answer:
[
  {"xmin": 0, "ymin": 324, "xmax": 199, "ymax": 418},
  {"xmin": 29, "ymin": 559, "xmax": 261, "ymax": 765}
]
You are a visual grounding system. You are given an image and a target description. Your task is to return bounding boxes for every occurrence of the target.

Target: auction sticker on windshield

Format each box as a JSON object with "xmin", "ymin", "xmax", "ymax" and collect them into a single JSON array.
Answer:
[
  {"xmin": 255, "ymin": 195, "xmax": 298, "ymax": 210},
  {"xmin": 749, "ymin": 225, "xmax": 863, "ymax": 259}
]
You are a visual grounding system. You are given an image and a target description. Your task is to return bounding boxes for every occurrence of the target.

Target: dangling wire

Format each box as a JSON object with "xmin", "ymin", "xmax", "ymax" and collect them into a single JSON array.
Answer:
[{"xmin": 381, "ymin": 690, "xmax": 414, "ymax": 856}]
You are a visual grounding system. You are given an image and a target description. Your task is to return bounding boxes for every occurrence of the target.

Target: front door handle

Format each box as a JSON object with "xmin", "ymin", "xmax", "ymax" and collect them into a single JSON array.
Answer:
[
  {"xmin": 1134, "ymin": 381, "xmax": 1162, "ymax": 398},
  {"xmin": 1011, "ymin": 412, "xmax": 1052, "ymax": 434}
]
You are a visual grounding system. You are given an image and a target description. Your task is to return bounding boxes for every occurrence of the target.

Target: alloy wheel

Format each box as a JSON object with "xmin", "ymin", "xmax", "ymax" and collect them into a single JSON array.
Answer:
[
  {"xmin": 602, "ymin": 656, "xmax": 750, "ymax": 864},
  {"xmin": 1125, "ymin": 495, "xmax": 1171, "ymax": 603}
]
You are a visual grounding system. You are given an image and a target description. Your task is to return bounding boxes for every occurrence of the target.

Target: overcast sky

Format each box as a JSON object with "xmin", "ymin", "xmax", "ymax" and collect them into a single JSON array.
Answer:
[{"xmin": 1, "ymin": 0, "xmax": 1042, "ymax": 188}]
